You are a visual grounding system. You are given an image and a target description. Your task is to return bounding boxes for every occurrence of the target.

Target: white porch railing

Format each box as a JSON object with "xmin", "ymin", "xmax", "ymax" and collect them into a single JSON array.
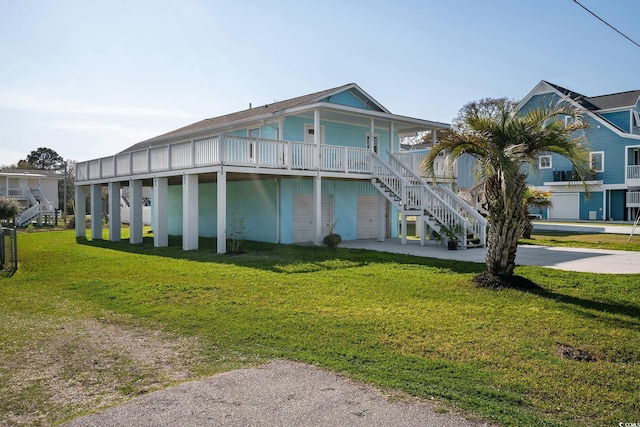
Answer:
[
  {"xmin": 394, "ymin": 151, "xmax": 455, "ymax": 181},
  {"xmin": 628, "ymin": 165, "xmax": 640, "ymax": 180},
  {"xmin": 627, "ymin": 191, "xmax": 640, "ymax": 207},
  {"xmin": 75, "ymin": 135, "xmax": 374, "ymax": 182}
]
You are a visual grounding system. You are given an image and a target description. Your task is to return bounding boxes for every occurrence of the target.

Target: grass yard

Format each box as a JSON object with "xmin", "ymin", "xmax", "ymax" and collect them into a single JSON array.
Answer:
[
  {"xmin": 522, "ymin": 228, "xmax": 640, "ymax": 251},
  {"xmin": 1, "ymin": 229, "xmax": 639, "ymax": 426}
]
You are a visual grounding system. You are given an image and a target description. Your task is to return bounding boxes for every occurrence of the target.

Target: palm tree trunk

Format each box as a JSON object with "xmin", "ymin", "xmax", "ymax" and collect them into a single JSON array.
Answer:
[{"xmin": 484, "ymin": 173, "xmax": 527, "ymax": 280}]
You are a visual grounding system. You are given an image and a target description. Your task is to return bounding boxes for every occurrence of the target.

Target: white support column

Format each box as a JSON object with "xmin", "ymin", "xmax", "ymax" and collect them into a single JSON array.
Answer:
[
  {"xmin": 90, "ymin": 184, "xmax": 102, "ymax": 240},
  {"xmin": 432, "ymin": 129, "xmax": 437, "ymax": 145},
  {"xmin": 108, "ymin": 182, "xmax": 121, "ymax": 242},
  {"xmin": 377, "ymin": 193, "xmax": 386, "ymax": 242},
  {"xmin": 419, "ymin": 214, "xmax": 427, "ymax": 246},
  {"xmin": 314, "ymin": 109, "xmax": 320, "ymax": 169},
  {"xmin": 217, "ymin": 169, "xmax": 227, "ymax": 253},
  {"xmin": 389, "ymin": 121, "xmax": 394, "ymax": 154},
  {"xmin": 153, "ymin": 177, "xmax": 168, "ymax": 247},
  {"xmin": 129, "ymin": 180, "xmax": 143, "ymax": 244},
  {"xmin": 313, "ymin": 173, "xmax": 322, "ymax": 246},
  {"xmin": 370, "ymin": 119, "xmax": 375, "ymax": 153},
  {"xmin": 602, "ymin": 190, "xmax": 607, "ymax": 221},
  {"xmin": 400, "ymin": 212, "xmax": 407, "ymax": 245},
  {"xmin": 75, "ymin": 185, "xmax": 86, "ymax": 238},
  {"xmin": 183, "ymin": 174, "xmax": 199, "ymax": 250}
]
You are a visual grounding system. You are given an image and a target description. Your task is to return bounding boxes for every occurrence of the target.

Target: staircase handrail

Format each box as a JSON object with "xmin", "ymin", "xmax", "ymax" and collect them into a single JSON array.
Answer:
[
  {"xmin": 371, "ymin": 154, "xmax": 408, "ymax": 204},
  {"xmin": 31, "ymin": 188, "xmax": 50, "ymax": 205},
  {"xmin": 387, "ymin": 151, "xmax": 487, "ymax": 245},
  {"xmin": 434, "ymin": 185, "xmax": 487, "ymax": 245},
  {"xmin": 374, "ymin": 153, "xmax": 468, "ymax": 244},
  {"xmin": 16, "ymin": 202, "xmax": 55, "ymax": 226},
  {"xmin": 26, "ymin": 189, "xmax": 38, "ymax": 206}
]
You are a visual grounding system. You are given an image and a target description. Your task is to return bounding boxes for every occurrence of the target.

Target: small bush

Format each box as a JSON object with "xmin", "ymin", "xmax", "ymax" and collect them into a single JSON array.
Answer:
[
  {"xmin": 322, "ymin": 233, "xmax": 342, "ymax": 248},
  {"xmin": 0, "ymin": 197, "xmax": 20, "ymax": 223}
]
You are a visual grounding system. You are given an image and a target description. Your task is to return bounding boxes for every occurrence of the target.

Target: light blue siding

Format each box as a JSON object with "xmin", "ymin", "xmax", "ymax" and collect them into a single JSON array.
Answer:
[
  {"xmin": 610, "ymin": 190, "xmax": 626, "ymax": 220},
  {"xmin": 600, "ymin": 111, "xmax": 630, "ymax": 132},
  {"xmin": 579, "ymin": 191, "xmax": 603, "ymax": 220},
  {"xmin": 520, "ymin": 98, "xmax": 629, "ymax": 187},
  {"xmin": 322, "ymin": 90, "xmax": 369, "ymax": 109},
  {"xmin": 167, "ymin": 180, "xmax": 277, "ymax": 242},
  {"xmin": 282, "ymin": 115, "xmax": 398, "ymax": 158},
  {"xmin": 457, "ymin": 154, "xmax": 478, "ymax": 188}
]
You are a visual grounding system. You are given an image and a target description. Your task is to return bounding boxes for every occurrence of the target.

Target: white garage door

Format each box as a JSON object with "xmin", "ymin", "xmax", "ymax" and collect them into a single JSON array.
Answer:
[
  {"xmin": 549, "ymin": 193, "xmax": 579, "ymax": 220},
  {"xmin": 292, "ymin": 194, "xmax": 332, "ymax": 243},
  {"xmin": 357, "ymin": 195, "xmax": 380, "ymax": 239}
]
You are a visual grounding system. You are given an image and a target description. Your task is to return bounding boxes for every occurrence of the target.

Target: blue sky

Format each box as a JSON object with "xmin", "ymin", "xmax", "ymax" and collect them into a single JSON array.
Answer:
[{"xmin": 2, "ymin": 0, "xmax": 640, "ymax": 166}]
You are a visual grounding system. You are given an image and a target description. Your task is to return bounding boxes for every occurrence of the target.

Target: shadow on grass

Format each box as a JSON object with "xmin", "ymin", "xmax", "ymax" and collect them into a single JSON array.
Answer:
[
  {"xmin": 509, "ymin": 275, "xmax": 640, "ymax": 323},
  {"xmin": 75, "ymin": 235, "xmax": 486, "ymax": 275}
]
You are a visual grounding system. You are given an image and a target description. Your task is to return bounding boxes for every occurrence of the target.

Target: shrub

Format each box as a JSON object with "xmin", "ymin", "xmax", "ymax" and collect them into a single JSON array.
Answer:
[{"xmin": 0, "ymin": 197, "xmax": 20, "ymax": 224}]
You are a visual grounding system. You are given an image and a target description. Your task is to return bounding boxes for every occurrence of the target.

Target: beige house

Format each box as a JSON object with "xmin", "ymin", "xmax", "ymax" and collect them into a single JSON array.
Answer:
[{"xmin": 0, "ymin": 169, "xmax": 60, "ymax": 225}]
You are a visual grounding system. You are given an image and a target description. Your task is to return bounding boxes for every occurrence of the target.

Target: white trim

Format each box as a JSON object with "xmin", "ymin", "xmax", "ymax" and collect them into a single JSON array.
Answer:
[
  {"xmin": 366, "ymin": 132, "xmax": 380, "ymax": 153},
  {"xmin": 304, "ymin": 123, "xmax": 325, "ymax": 144},
  {"xmin": 590, "ymin": 151, "xmax": 604, "ymax": 173},
  {"xmin": 518, "ymin": 81, "xmax": 640, "ymax": 142},
  {"xmin": 539, "ymin": 154, "xmax": 552, "ymax": 169},
  {"xmin": 633, "ymin": 111, "xmax": 640, "ymax": 128}
]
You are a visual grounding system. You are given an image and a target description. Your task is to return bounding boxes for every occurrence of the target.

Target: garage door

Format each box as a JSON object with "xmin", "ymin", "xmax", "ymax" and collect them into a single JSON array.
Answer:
[
  {"xmin": 549, "ymin": 193, "xmax": 579, "ymax": 220},
  {"xmin": 357, "ymin": 195, "xmax": 380, "ymax": 239},
  {"xmin": 292, "ymin": 194, "xmax": 332, "ymax": 243}
]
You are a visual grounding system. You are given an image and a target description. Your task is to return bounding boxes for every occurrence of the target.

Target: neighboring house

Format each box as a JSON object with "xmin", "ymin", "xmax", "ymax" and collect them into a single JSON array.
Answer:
[
  {"xmin": 520, "ymin": 81, "xmax": 640, "ymax": 221},
  {"xmin": 454, "ymin": 80, "xmax": 640, "ymax": 222},
  {"xmin": 0, "ymin": 169, "xmax": 60, "ymax": 225},
  {"xmin": 74, "ymin": 83, "xmax": 487, "ymax": 252}
]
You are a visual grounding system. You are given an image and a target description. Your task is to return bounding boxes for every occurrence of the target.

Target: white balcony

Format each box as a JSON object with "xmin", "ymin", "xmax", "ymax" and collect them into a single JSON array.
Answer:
[
  {"xmin": 627, "ymin": 191, "xmax": 640, "ymax": 208},
  {"xmin": 627, "ymin": 165, "xmax": 640, "ymax": 187},
  {"xmin": 76, "ymin": 135, "xmax": 454, "ymax": 184}
]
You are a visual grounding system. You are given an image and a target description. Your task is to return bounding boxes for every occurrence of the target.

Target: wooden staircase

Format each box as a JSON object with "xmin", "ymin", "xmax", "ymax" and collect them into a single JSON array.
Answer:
[{"xmin": 370, "ymin": 152, "xmax": 487, "ymax": 249}]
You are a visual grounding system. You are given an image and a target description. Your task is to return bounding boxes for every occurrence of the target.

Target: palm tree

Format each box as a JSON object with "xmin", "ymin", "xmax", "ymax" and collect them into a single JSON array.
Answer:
[
  {"xmin": 522, "ymin": 188, "xmax": 552, "ymax": 239},
  {"xmin": 422, "ymin": 99, "xmax": 590, "ymax": 286}
]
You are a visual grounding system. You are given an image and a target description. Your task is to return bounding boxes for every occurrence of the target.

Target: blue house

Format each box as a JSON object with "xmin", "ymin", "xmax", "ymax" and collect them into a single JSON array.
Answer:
[
  {"xmin": 74, "ymin": 83, "xmax": 487, "ymax": 252},
  {"xmin": 518, "ymin": 81, "xmax": 640, "ymax": 222}
]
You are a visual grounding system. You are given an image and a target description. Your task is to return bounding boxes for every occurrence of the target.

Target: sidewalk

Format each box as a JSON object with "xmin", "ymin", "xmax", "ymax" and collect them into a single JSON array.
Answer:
[
  {"xmin": 340, "ymin": 238, "xmax": 640, "ymax": 274},
  {"xmin": 532, "ymin": 220, "xmax": 637, "ymax": 235}
]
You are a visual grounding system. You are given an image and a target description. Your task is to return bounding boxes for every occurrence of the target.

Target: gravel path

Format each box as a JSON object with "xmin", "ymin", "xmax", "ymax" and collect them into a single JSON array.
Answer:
[{"xmin": 63, "ymin": 360, "xmax": 492, "ymax": 426}]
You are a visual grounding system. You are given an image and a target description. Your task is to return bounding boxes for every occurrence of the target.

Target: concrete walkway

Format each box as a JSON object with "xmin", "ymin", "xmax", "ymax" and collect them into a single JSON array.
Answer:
[{"xmin": 340, "ymin": 238, "xmax": 640, "ymax": 274}]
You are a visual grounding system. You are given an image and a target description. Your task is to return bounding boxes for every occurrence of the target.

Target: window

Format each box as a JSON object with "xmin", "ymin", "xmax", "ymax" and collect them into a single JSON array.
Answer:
[
  {"xmin": 366, "ymin": 133, "xmax": 379, "ymax": 153},
  {"xmin": 590, "ymin": 151, "xmax": 604, "ymax": 173},
  {"xmin": 539, "ymin": 155, "xmax": 552, "ymax": 169},
  {"xmin": 633, "ymin": 111, "xmax": 640, "ymax": 128},
  {"xmin": 248, "ymin": 128, "xmax": 260, "ymax": 138},
  {"xmin": 564, "ymin": 116, "xmax": 574, "ymax": 129}
]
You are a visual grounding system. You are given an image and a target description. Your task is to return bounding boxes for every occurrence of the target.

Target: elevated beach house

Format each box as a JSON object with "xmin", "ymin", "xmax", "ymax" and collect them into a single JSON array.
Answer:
[
  {"xmin": 0, "ymin": 168, "xmax": 59, "ymax": 226},
  {"xmin": 74, "ymin": 83, "xmax": 487, "ymax": 252}
]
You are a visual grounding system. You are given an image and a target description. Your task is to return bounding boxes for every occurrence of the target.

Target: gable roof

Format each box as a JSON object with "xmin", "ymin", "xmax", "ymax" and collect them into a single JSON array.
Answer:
[
  {"xmin": 542, "ymin": 80, "xmax": 640, "ymax": 111},
  {"xmin": 521, "ymin": 80, "xmax": 640, "ymax": 140},
  {"xmin": 123, "ymin": 83, "xmax": 392, "ymax": 152},
  {"xmin": 120, "ymin": 83, "xmax": 449, "ymax": 154},
  {"xmin": 584, "ymin": 90, "xmax": 640, "ymax": 111}
]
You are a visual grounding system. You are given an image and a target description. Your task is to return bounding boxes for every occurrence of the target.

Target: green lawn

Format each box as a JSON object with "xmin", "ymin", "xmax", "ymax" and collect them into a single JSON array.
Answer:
[
  {"xmin": 1, "ymin": 229, "xmax": 639, "ymax": 426},
  {"xmin": 522, "ymin": 229, "xmax": 640, "ymax": 251}
]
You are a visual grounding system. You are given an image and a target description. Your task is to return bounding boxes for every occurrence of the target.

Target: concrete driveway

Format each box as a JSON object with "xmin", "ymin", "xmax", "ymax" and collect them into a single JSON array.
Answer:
[{"xmin": 340, "ymin": 238, "xmax": 640, "ymax": 274}]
